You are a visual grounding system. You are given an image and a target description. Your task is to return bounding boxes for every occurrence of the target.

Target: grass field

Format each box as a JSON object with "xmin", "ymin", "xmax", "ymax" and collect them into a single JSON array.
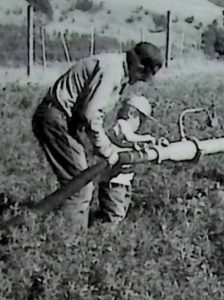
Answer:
[{"xmin": 2, "ymin": 60, "xmax": 224, "ymax": 299}]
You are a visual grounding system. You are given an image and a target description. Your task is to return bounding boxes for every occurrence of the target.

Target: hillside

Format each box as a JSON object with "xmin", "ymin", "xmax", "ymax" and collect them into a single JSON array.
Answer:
[{"xmin": 0, "ymin": 0, "xmax": 223, "ymax": 48}]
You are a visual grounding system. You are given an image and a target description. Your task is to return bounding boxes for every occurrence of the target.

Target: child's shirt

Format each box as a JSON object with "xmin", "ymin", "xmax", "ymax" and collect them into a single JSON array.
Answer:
[{"xmin": 109, "ymin": 119, "xmax": 136, "ymax": 186}]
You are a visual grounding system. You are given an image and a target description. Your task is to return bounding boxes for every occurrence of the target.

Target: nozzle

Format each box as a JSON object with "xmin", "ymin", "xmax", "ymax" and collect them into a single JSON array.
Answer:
[{"xmin": 206, "ymin": 103, "xmax": 219, "ymax": 128}]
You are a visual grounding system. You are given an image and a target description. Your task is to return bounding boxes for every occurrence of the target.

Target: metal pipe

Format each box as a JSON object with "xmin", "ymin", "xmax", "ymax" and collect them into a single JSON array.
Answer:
[
  {"xmin": 198, "ymin": 138, "xmax": 224, "ymax": 155},
  {"xmin": 123, "ymin": 137, "xmax": 224, "ymax": 164},
  {"xmin": 154, "ymin": 140, "xmax": 197, "ymax": 162},
  {"xmin": 2, "ymin": 136, "xmax": 224, "ymax": 230}
]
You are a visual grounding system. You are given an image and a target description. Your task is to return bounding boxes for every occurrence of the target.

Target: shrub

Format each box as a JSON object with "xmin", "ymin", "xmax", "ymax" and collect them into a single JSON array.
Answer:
[
  {"xmin": 74, "ymin": 0, "xmax": 103, "ymax": 12},
  {"xmin": 215, "ymin": 30, "xmax": 224, "ymax": 55},
  {"xmin": 125, "ymin": 16, "xmax": 135, "ymax": 23},
  {"xmin": 208, "ymin": 0, "xmax": 224, "ymax": 7},
  {"xmin": 75, "ymin": 0, "xmax": 93, "ymax": 11},
  {"xmin": 133, "ymin": 6, "xmax": 143, "ymax": 14},
  {"xmin": 152, "ymin": 13, "xmax": 167, "ymax": 30},
  {"xmin": 185, "ymin": 16, "xmax": 194, "ymax": 24},
  {"xmin": 201, "ymin": 19, "xmax": 224, "ymax": 58},
  {"xmin": 26, "ymin": 0, "xmax": 53, "ymax": 20}
]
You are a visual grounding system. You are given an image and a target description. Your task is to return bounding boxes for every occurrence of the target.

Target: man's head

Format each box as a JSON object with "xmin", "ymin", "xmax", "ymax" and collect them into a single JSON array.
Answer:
[{"xmin": 126, "ymin": 42, "xmax": 163, "ymax": 85}]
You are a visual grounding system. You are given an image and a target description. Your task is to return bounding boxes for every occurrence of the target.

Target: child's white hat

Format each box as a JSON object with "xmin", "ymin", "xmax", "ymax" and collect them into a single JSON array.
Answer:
[{"xmin": 127, "ymin": 95, "xmax": 157, "ymax": 121}]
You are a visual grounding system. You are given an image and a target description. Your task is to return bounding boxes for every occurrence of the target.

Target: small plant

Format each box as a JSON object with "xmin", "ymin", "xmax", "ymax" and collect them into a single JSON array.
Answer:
[
  {"xmin": 107, "ymin": 9, "xmax": 111, "ymax": 14},
  {"xmin": 201, "ymin": 19, "xmax": 223, "ymax": 57},
  {"xmin": 5, "ymin": 9, "xmax": 11, "ymax": 15}
]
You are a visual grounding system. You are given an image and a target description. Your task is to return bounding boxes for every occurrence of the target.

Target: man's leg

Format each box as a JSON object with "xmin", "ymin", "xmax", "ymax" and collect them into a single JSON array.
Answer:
[
  {"xmin": 98, "ymin": 182, "xmax": 132, "ymax": 224},
  {"xmin": 32, "ymin": 99, "xmax": 94, "ymax": 230}
]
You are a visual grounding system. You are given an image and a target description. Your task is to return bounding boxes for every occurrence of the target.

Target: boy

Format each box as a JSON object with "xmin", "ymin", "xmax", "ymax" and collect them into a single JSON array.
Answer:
[{"xmin": 98, "ymin": 95, "xmax": 157, "ymax": 224}]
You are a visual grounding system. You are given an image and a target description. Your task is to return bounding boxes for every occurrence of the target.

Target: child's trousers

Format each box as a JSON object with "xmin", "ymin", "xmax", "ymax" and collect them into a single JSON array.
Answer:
[{"xmin": 98, "ymin": 181, "xmax": 132, "ymax": 224}]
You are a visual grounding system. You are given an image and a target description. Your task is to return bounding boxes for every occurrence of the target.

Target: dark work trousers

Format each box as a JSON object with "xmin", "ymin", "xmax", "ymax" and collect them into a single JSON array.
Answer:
[{"xmin": 32, "ymin": 94, "xmax": 94, "ymax": 231}]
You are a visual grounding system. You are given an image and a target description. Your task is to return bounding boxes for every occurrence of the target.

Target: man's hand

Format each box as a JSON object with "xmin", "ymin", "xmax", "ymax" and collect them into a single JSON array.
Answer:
[
  {"xmin": 143, "ymin": 135, "xmax": 156, "ymax": 146},
  {"xmin": 107, "ymin": 150, "xmax": 119, "ymax": 166}
]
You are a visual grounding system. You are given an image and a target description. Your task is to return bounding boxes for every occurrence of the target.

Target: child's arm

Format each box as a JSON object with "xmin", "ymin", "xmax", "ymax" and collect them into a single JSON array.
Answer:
[
  {"xmin": 119, "ymin": 120, "xmax": 156, "ymax": 144},
  {"xmin": 125, "ymin": 133, "xmax": 155, "ymax": 143}
]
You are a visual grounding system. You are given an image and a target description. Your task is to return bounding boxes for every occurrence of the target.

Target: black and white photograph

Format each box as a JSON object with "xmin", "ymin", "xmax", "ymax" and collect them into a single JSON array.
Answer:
[{"xmin": 1, "ymin": 0, "xmax": 224, "ymax": 299}]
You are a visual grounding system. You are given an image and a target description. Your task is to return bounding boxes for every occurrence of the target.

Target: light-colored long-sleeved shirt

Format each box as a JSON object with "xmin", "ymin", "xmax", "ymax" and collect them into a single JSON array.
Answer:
[{"xmin": 49, "ymin": 53, "xmax": 129, "ymax": 159}]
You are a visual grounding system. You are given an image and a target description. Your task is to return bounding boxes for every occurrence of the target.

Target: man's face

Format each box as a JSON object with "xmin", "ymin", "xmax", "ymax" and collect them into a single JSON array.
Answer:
[{"xmin": 129, "ymin": 63, "xmax": 154, "ymax": 85}]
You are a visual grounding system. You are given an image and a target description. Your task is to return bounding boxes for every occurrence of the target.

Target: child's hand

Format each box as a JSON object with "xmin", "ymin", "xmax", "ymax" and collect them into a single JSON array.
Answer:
[
  {"xmin": 133, "ymin": 143, "xmax": 141, "ymax": 151},
  {"xmin": 149, "ymin": 136, "xmax": 156, "ymax": 146}
]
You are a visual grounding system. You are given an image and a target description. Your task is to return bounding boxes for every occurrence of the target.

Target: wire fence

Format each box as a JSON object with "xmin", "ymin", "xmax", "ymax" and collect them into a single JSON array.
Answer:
[
  {"xmin": 0, "ymin": 9, "xmax": 212, "ymax": 70},
  {"xmin": 0, "ymin": 22, "xmax": 139, "ymax": 67}
]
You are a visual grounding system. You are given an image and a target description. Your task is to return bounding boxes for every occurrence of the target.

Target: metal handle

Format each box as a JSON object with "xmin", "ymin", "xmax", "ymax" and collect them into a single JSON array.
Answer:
[{"xmin": 179, "ymin": 107, "xmax": 218, "ymax": 140}]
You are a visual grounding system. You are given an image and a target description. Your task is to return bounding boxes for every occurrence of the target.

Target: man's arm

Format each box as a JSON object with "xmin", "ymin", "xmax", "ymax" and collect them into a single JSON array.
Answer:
[
  {"xmin": 84, "ymin": 66, "xmax": 121, "ymax": 165},
  {"xmin": 86, "ymin": 108, "xmax": 118, "ymax": 162}
]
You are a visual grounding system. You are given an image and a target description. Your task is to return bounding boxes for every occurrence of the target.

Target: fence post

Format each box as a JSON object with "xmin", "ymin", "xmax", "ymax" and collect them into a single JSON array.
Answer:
[
  {"xmin": 90, "ymin": 25, "xmax": 95, "ymax": 56},
  {"xmin": 180, "ymin": 22, "xmax": 185, "ymax": 59},
  {"xmin": 140, "ymin": 27, "xmax": 144, "ymax": 42},
  {"xmin": 27, "ymin": 4, "xmax": 34, "ymax": 77},
  {"xmin": 198, "ymin": 29, "xmax": 202, "ymax": 52},
  {"xmin": 33, "ymin": 13, "xmax": 36, "ymax": 65},
  {"xmin": 117, "ymin": 27, "xmax": 122, "ymax": 53},
  {"xmin": 222, "ymin": 11, "xmax": 224, "ymax": 28},
  {"xmin": 60, "ymin": 31, "xmax": 72, "ymax": 66},
  {"xmin": 41, "ymin": 26, "xmax": 47, "ymax": 68},
  {"xmin": 165, "ymin": 10, "xmax": 171, "ymax": 68}
]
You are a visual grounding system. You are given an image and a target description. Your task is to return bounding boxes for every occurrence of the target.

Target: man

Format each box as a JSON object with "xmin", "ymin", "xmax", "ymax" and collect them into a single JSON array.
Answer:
[{"xmin": 32, "ymin": 42, "xmax": 163, "ymax": 230}]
